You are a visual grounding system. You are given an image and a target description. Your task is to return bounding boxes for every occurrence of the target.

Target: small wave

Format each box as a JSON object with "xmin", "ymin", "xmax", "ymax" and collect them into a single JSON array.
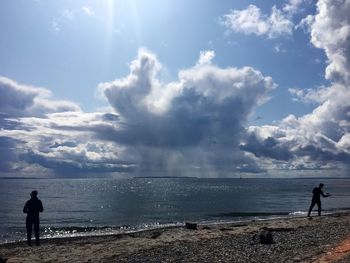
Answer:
[
  {"xmin": 212, "ymin": 208, "xmax": 350, "ymax": 219},
  {"xmin": 44, "ymin": 225, "xmax": 128, "ymax": 233},
  {"xmin": 41, "ymin": 222, "xmax": 183, "ymax": 240},
  {"xmin": 288, "ymin": 211, "xmax": 307, "ymax": 216},
  {"xmin": 324, "ymin": 207, "xmax": 350, "ymax": 213},
  {"xmin": 42, "ymin": 225, "xmax": 132, "ymax": 239},
  {"xmin": 211, "ymin": 211, "xmax": 290, "ymax": 218}
]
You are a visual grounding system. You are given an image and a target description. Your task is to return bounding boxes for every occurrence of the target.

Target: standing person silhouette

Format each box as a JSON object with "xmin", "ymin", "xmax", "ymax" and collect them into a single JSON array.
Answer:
[
  {"xmin": 307, "ymin": 183, "xmax": 330, "ymax": 217},
  {"xmin": 23, "ymin": 190, "xmax": 44, "ymax": 246}
]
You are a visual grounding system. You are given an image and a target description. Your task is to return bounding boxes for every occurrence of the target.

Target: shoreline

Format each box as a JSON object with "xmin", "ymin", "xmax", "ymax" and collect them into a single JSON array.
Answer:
[
  {"xmin": 0, "ymin": 211, "xmax": 315, "ymax": 246},
  {"xmin": 2, "ymin": 213, "xmax": 350, "ymax": 262}
]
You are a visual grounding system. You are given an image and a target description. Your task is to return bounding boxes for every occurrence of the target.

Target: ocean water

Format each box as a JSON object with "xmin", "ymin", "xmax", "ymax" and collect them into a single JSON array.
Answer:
[{"xmin": 1, "ymin": 177, "xmax": 350, "ymax": 243}]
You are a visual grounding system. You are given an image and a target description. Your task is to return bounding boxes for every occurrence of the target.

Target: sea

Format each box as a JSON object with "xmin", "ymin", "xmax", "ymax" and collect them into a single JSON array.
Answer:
[{"xmin": 1, "ymin": 177, "xmax": 350, "ymax": 244}]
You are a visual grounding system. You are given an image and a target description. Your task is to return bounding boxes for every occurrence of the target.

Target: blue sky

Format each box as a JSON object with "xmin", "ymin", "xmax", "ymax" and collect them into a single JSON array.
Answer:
[
  {"xmin": 0, "ymin": 0, "xmax": 324, "ymax": 121},
  {"xmin": 1, "ymin": 0, "xmax": 350, "ymax": 178}
]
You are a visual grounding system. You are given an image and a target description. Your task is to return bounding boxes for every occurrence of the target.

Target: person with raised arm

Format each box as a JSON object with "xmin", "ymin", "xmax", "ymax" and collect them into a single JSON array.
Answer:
[{"xmin": 307, "ymin": 183, "xmax": 331, "ymax": 217}]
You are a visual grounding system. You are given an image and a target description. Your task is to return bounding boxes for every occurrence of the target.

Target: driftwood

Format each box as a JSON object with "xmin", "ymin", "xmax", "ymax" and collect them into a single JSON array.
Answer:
[{"xmin": 185, "ymin": 222, "xmax": 197, "ymax": 230}]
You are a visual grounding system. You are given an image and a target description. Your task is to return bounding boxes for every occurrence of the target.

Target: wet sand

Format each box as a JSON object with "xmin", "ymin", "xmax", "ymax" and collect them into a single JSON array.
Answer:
[{"xmin": 1, "ymin": 213, "xmax": 350, "ymax": 262}]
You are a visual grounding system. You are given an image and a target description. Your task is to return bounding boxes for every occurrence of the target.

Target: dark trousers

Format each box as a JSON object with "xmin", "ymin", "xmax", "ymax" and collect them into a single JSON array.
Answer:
[
  {"xmin": 308, "ymin": 199, "xmax": 321, "ymax": 217},
  {"xmin": 26, "ymin": 217, "xmax": 40, "ymax": 245}
]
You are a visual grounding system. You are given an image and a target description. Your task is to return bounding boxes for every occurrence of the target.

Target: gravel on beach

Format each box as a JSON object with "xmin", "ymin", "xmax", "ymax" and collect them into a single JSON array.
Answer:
[
  {"xmin": 117, "ymin": 215, "xmax": 350, "ymax": 263},
  {"xmin": 1, "ymin": 213, "xmax": 350, "ymax": 262}
]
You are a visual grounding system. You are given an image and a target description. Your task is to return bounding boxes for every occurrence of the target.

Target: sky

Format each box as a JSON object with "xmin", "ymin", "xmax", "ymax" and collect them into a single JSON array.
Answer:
[{"xmin": 0, "ymin": 0, "xmax": 349, "ymax": 178}]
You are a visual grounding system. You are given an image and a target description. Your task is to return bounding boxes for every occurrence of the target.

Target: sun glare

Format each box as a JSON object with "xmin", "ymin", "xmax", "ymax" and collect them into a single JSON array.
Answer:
[{"xmin": 104, "ymin": 0, "xmax": 142, "ymax": 53}]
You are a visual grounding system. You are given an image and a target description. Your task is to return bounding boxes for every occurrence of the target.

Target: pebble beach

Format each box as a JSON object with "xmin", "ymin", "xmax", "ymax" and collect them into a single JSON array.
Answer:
[{"xmin": 1, "ymin": 213, "xmax": 350, "ymax": 262}]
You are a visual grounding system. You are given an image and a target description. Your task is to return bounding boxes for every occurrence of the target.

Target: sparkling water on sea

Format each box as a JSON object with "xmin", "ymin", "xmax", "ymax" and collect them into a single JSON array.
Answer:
[{"xmin": 1, "ymin": 177, "xmax": 350, "ymax": 243}]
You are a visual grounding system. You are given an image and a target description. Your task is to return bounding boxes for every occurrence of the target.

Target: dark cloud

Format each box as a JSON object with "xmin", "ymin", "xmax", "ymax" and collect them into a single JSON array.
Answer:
[
  {"xmin": 0, "ymin": 136, "xmax": 22, "ymax": 172},
  {"xmin": 240, "ymin": 134, "xmax": 293, "ymax": 161},
  {"xmin": 241, "ymin": 126, "xmax": 350, "ymax": 166},
  {"xmin": 98, "ymin": 49, "xmax": 275, "ymax": 175},
  {"xmin": 0, "ymin": 77, "xmax": 41, "ymax": 117},
  {"xmin": 0, "ymin": 76, "xmax": 80, "ymax": 118},
  {"xmin": 101, "ymin": 52, "xmax": 275, "ymax": 148},
  {"xmin": 0, "ymin": 49, "xmax": 276, "ymax": 177},
  {"xmin": 21, "ymin": 149, "xmax": 135, "ymax": 176},
  {"xmin": 0, "ymin": 78, "xmax": 132, "ymax": 177}
]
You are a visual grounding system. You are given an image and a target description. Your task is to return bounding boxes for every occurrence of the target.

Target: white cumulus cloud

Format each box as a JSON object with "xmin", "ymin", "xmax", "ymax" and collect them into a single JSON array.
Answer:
[
  {"xmin": 98, "ymin": 49, "xmax": 276, "ymax": 175},
  {"xmin": 309, "ymin": 0, "xmax": 350, "ymax": 84},
  {"xmin": 220, "ymin": 5, "xmax": 294, "ymax": 38},
  {"xmin": 196, "ymin": 50, "xmax": 215, "ymax": 66},
  {"xmin": 283, "ymin": 0, "xmax": 304, "ymax": 14},
  {"xmin": 242, "ymin": 0, "xmax": 350, "ymax": 174}
]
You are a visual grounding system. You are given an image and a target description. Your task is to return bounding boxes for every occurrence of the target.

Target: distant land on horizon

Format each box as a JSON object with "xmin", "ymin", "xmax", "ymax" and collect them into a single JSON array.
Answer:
[
  {"xmin": 0, "ymin": 176, "xmax": 349, "ymax": 180},
  {"xmin": 133, "ymin": 176, "xmax": 198, "ymax": 179}
]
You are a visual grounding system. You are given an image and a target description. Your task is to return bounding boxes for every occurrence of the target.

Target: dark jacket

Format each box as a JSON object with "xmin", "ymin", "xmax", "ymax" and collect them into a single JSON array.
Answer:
[
  {"xmin": 23, "ymin": 198, "xmax": 43, "ymax": 219},
  {"xmin": 312, "ymin": 187, "xmax": 327, "ymax": 201}
]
